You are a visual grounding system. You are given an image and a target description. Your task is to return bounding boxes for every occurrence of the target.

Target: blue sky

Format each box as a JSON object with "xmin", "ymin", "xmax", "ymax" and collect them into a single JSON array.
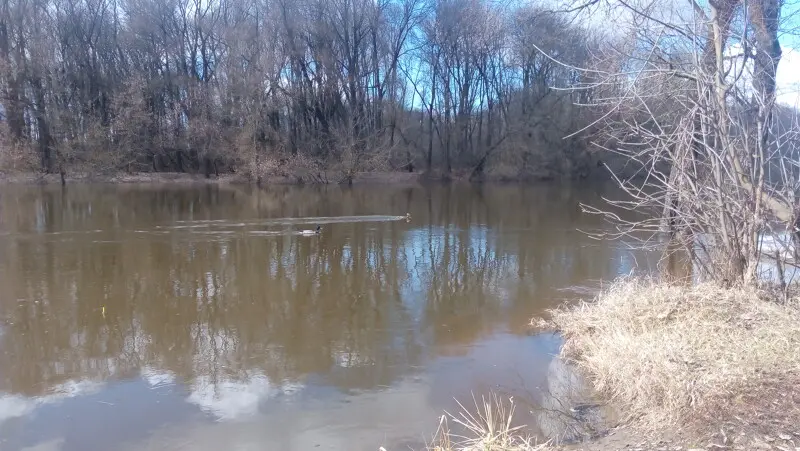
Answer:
[{"xmin": 776, "ymin": 1, "xmax": 800, "ymax": 106}]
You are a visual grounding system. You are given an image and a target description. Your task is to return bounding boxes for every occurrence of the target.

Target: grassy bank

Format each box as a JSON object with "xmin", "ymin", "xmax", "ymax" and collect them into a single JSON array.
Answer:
[
  {"xmin": 549, "ymin": 278, "xmax": 800, "ymax": 449},
  {"xmin": 407, "ymin": 278, "xmax": 800, "ymax": 451}
]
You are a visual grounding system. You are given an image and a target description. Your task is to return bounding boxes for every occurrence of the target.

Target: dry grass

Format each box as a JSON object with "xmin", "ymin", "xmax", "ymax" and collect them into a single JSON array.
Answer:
[
  {"xmin": 380, "ymin": 393, "xmax": 553, "ymax": 451},
  {"xmin": 538, "ymin": 277, "xmax": 800, "ymax": 439},
  {"xmin": 427, "ymin": 394, "xmax": 551, "ymax": 451}
]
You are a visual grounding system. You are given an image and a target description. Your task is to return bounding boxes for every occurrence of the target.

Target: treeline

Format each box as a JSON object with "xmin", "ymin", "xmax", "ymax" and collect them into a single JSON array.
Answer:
[{"xmin": 0, "ymin": 0, "xmax": 604, "ymax": 182}]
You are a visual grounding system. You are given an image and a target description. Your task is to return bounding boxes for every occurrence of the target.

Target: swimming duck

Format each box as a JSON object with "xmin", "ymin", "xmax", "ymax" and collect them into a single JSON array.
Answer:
[{"xmin": 300, "ymin": 225, "xmax": 321, "ymax": 235}]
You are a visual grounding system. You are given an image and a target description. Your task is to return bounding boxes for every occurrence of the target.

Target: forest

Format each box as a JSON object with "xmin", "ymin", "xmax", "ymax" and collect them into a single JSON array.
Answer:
[{"xmin": 0, "ymin": 0, "xmax": 614, "ymax": 182}]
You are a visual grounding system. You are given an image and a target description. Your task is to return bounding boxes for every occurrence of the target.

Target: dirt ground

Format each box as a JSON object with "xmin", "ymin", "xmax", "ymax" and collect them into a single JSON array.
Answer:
[{"xmin": 556, "ymin": 420, "xmax": 800, "ymax": 451}]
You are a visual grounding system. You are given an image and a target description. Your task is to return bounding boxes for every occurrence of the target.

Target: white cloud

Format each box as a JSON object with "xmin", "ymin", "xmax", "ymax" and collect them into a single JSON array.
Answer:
[
  {"xmin": 50, "ymin": 380, "xmax": 103, "ymax": 398},
  {"xmin": 140, "ymin": 366, "xmax": 176, "ymax": 388},
  {"xmin": 0, "ymin": 364, "xmax": 302, "ymax": 427},
  {"xmin": 724, "ymin": 43, "xmax": 800, "ymax": 108},
  {"xmin": 0, "ymin": 394, "xmax": 37, "ymax": 423},
  {"xmin": 116, "ymin": 376, "xmax": 438, "ymax": 451},
  {"xmin": 186, "ymin": 374, "xmax": 303, "ymax": 421},
  {"xmin": 0, "ymin": 379, "xmax": 104, "ymax": 425},
  {"xmin": 776, "ymin": 47, "xmax": 800, "ymax": 107}
]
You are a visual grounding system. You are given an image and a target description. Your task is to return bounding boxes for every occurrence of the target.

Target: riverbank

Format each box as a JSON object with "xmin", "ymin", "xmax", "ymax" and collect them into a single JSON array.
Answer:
[
  {"xmin": 412, "ymin": 278, "xmax": 800, "ymax": 451},
  {"xmin": 0, "ymin": 167, "xmax": 621, "ymax": 187},
  {"xmin": 0, "ymin": 170, "xmax": 425, "ymax": 186}
]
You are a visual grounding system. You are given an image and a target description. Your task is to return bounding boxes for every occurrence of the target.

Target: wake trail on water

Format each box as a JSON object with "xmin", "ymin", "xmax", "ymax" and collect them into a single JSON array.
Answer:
[
  {"xmin": 0, "ymin": 216, "xmax": 408, "ymax": 242},
  {"xmin": 164, "ymin": 215, "xmax": 408, "ymax": 229},
  {"xmin": 144, "ymin": 215, "xmax": 410, "ymax": 238}
]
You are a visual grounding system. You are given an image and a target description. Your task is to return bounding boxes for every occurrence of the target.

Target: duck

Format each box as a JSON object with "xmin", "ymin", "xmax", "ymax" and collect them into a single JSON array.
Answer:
[{"xmin": 300, "ymin": 225, "xmax": 321, "ymax": 235}]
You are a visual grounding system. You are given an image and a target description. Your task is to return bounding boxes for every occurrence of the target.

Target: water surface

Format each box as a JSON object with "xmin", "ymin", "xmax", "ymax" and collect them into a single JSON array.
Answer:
[{"xmin": 0, "ymin": 182, "xmax": 656, "ymax": 451}]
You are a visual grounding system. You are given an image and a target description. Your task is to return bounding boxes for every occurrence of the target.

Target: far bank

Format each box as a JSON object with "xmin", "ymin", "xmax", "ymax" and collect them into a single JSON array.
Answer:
[{"xmin": 0, "ymin": 168, "xmax": 625, "ymax": 187}]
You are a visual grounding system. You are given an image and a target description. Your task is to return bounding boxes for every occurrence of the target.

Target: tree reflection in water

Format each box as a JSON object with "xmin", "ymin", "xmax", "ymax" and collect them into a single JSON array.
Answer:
[{"xmin": 0, "ymin": 183, "xmax": 658, "ymax": 448}]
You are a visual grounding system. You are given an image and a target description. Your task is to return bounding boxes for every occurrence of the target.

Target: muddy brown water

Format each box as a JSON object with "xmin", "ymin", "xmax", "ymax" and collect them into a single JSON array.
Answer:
[{"xmin": 0, "ymin": 182, "xmax": 658, "ymax": 451}]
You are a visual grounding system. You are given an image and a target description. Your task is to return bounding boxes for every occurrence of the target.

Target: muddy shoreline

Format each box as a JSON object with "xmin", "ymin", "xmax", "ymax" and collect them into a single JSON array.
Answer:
[
  {"xmin": 0, "ymin": 170, "xmax": 616, "ymax": 187},
  {"xmin": 0, "ymin": 171, "xmax": 415, "ymax": 186}
]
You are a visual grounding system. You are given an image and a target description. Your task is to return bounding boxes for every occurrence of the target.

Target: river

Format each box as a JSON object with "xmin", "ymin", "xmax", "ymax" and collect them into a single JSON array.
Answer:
[{"xmin": 0, "ymin": 182, "xmax": 658, "ymax": 451}]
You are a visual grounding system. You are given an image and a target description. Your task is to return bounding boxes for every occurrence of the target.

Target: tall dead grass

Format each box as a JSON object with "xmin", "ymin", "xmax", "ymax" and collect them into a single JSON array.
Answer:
[
  {"xmin": 381, "ymin": 393, "xmax": 552, "ymax": 451},
  {"xmin": 539, "ymin": 277, "xmax": 800, "ymax": 437},
  {"xmin": 427, "ymin": 394, "xmax": 551, "ymax": 451}
]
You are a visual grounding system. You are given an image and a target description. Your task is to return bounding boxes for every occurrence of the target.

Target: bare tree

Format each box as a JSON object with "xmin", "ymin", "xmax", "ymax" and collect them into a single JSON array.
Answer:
[
  {"xmin": 565, "ymin": 0, "xmax": 799, "ymax": 285},
  {"xmin": 0, "ymin": 0, "xmax": 602, "ymax": 181}
]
